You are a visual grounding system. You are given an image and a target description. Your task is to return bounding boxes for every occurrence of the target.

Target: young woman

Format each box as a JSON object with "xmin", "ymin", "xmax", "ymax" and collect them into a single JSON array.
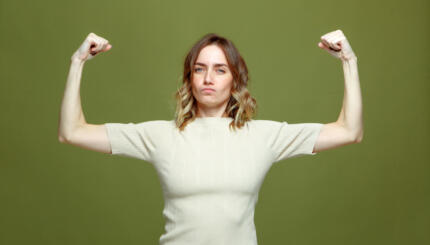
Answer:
[{"xmin": 58, "ymin": 31, "xmax": 363, "ymax": 245}]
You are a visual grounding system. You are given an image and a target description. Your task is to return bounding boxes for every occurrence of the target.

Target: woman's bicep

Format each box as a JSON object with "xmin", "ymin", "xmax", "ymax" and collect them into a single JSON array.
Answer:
[
  {"xmin": 61, "ymin": 123, "xmax": 112, "ymax": 154},
  {"xmin": 313, "ymin": 122, "xmax": 358, "ymax": 153}
]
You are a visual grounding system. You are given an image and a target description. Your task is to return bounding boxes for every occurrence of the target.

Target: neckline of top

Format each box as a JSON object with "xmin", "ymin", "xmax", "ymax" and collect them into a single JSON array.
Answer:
[
  {"xmin": 193, "ymin": 117, "xmax": 234, "ymax": 123},
  {"xmin": 194, "ymin": 116, "xmax": 233, "ymax": 120}
]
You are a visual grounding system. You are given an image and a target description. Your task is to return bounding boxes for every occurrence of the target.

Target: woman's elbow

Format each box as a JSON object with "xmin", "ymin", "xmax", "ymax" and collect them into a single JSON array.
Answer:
[
  {"xmin": 354, "ymin": 130, "xmax": 364, "ymax": 143},
  {"xmin": 58, "ymin": 134, "xmax": 68, "ymax": 143}
]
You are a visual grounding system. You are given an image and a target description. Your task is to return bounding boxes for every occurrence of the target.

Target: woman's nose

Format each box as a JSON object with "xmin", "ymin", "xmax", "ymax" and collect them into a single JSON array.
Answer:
[{"xmin": 204, "ymin": 70, "xmax": 213, "ymax": 84}]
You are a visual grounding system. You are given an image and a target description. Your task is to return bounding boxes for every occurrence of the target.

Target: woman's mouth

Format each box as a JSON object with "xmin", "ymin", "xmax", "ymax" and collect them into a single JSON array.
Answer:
[{"xmin": 202, "ymin": 88, "xmax": 215, "ymax": 93}]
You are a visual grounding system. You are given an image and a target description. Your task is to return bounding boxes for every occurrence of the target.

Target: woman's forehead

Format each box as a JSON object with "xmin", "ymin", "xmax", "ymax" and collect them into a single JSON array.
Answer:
[{"xmin": 196, "ymin": 45, "xmax": 227, "ymax": 64}]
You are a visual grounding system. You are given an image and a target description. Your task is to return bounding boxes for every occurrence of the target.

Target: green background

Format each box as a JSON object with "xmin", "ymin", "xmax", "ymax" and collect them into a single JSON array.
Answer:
[{"xmin": 1, "ymin": 0, "xmax": 428, "ymax": 244}]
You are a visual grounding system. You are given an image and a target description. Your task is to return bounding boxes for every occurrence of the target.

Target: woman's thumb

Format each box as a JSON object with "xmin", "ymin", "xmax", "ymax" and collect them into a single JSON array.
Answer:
[
  {"xmin": 104, "ymin": 44, "xmax": 112, "ymax": 51},
  {"xmin": 318, "ymin": 42, "xmax": 328, "ymax": 50}
]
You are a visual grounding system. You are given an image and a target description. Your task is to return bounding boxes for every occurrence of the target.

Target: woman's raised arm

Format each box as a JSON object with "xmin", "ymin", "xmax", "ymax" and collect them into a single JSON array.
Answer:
[
  {"xmin": 58, "ymin": 33, "xmax": 113, "ymax": 154},
  {"xmin": 312, "ymin": 30, "xmax": 363, "ymax": 153}
]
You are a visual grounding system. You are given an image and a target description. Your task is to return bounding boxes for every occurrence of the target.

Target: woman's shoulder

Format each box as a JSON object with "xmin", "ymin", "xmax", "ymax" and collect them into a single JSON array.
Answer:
[
  {"xmin": 241, "ymin": 119, "xmax": 287, "ymax": 135},
  {"xmin": 136, "ymin": 119, "xmax": 176, "ymax": 127},
  {"xmin": 248, "ymin": 119, "xmax": 285, "ymax": 127},
  {"xmin": 128, "ymin": 120, "xmax": 176, "ymax": 133}
]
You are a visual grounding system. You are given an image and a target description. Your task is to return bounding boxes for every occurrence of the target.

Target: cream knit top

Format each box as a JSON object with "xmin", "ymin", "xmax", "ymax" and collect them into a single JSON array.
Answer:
[{"xmin": 105, "ymin": 117, "xmax": 322, "ymax": 245}]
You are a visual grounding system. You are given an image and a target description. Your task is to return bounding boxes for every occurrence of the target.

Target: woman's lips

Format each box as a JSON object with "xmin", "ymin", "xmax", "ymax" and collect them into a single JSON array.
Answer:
[{"xmin": 202, "ymin": 88, "xmax": 215, "ymax": 93}]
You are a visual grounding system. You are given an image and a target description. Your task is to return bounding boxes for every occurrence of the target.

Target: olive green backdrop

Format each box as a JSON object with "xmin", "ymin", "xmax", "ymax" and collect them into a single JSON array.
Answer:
[{"xmin": 1, "ymin": 0, "xmax": 428, "ymax": 244}]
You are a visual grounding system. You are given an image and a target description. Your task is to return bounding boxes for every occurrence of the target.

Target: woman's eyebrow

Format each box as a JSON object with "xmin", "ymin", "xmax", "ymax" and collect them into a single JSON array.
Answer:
[{"xmin": 195, "ymin": 62, "xmax": 228, "ymax": 67}]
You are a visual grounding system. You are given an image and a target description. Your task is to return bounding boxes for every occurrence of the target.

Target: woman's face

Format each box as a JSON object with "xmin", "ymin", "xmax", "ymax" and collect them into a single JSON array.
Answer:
[{"xmin": 191, "ymin": 45, "xmax": 234, "ymax": 115}]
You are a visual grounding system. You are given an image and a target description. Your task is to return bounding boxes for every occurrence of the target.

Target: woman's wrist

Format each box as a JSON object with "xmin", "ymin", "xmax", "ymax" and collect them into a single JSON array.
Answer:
[
  {"xmin": 70, "ymin": 57, "xmax": 85, "ymax": 65},
  {"xmin": 70, "ymin": 52, "xmax": 86, "ymax": 64},
  {"xmin": 341, "ymin": 56, "xmax": 357, "ymax": 63}
]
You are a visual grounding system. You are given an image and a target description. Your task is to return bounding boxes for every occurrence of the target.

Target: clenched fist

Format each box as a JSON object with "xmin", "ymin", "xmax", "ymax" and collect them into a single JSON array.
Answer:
[
  {"xmin": 71, "ymin": 33, "xmax": 112, "ymax": 62},
  {"xmin": 318, "ymin": 30, "xmax": 357, "ymax": 61}
]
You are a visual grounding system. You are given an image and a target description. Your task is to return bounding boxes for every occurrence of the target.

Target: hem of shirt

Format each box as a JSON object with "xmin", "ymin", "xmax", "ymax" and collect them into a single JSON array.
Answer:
[
  {"xmin": 104, "ymin": 123, "xmax": 119, "ymax": 155},
  {"xmin": 307, "ymin": 123, "xmax": 323, "ymax": 155}
]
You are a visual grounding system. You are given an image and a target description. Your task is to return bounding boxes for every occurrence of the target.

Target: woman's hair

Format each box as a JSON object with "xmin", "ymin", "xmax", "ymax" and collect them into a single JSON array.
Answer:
[{"xmin": 173, "ymin": 33, "xmax": 257, "ymax": 131}]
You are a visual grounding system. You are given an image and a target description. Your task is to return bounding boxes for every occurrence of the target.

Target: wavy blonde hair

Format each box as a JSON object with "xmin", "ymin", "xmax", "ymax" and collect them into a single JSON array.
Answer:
[{"xmin": 173, "ymin": 33, "xmax": 257, "ymax": 131}]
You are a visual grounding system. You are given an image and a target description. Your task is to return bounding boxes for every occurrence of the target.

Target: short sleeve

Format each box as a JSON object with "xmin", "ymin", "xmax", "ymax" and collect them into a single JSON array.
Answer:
[
  {"xmin": 268, "ymin": 121, "xmax": 323, "ymax": 163},
  {"xmin": 104, "ymin": 121, "xmax": 161, "ymax": 163}
]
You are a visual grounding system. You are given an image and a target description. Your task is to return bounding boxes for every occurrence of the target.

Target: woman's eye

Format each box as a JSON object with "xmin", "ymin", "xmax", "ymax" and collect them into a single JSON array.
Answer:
[{"xmin": 193, "ymin": 67, "xmax": 225, "ymax": 73}]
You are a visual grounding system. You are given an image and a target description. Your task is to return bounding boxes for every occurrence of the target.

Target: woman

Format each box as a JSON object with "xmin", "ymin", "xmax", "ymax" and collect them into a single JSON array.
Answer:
[{"xmin": 58, "ymin": 31, "xmax": 363, "ymax": 245}]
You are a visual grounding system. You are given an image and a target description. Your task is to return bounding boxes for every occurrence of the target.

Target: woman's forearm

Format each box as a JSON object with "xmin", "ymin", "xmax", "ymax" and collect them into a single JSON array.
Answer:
[
  {"xmin": 336, "ymin": 58, "xmax": 363, "ymax": 142},
  {"xmin": 58, "ymin": 58, "xmax": 88, "ymax": 142}
]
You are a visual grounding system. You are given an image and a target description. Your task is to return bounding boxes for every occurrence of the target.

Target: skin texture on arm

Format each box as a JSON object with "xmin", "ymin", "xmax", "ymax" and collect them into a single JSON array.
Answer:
[
  {"xmin": 58, "ymin": 33, "xmax": 113, "ymax": 154},
  {"xmin": 313, "ymin": 30, "xmax": 363, "ymax": 154},
  {"xmin": 58, "ymin": 59, "xmax": 87, "ymax": 141}
]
